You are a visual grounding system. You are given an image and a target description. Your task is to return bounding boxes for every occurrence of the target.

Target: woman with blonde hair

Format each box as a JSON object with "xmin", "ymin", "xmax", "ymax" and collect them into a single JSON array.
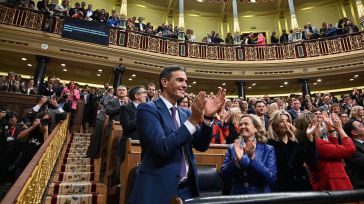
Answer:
[
  {"xmin": 295, "ymin": 112, "xmax": 355, "ymax": 191},
  {"xmin": 221, "ymin": 114, "xmax": 276, "ymax": 194},
  {"xmin": 349, "ymin": 105, "xmax": 363, "ymax": 122},
  {"xmin": 267, "ymin": 102, "xmax": 279, "ymax": 118},
  {"xmin": 222, "ymin": 107, "xmax": 242, "ymax": 144},
  {"xmin": 268, "ymin": 110, "xmax": 317, "ymax": 192}
]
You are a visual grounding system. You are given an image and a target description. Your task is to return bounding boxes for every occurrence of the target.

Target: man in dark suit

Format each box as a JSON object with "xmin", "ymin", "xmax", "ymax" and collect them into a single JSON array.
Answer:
[
  {"xmin": 254, "ymin": 100, "xmax": 269, "ymax": 131},
  {"xmin": 105, "ymin": 85, "xmax": 127, "ymax": 124},
  {"xmin": 288, "ymin": 99, "xmax": 301, "ymax": 121},
  {"xmin": 119, "ymin": 85, "xmax": 147, "ymax": 161},
  {"xmin": 129, "ymin": 65, "xmax": 226, "ymax": 204},
  {"xmin": 135, "ymin": 17, "xmax": 146, "ymax": 32},
  {"xmin": 146, "ymin": 83, "xmax": 156, "ymax": 101},
  {"xmin": 344, "ymin": 119, "xmax": 364, "ymax": 189}
]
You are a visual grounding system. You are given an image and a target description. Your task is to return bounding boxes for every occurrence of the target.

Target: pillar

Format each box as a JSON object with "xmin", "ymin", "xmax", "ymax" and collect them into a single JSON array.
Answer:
[
  {"xmin": 300, "ymin": 78, "xmax": 311, "ymax": 97},
  {"xmin": 120, "ymin": 0, "xmax": 127, "ymax": 29},
  {"xmin": 354, "ymin": 0, "xmax": 364, "ymax": 28},
  {"xmin": 232, "ymin": 0, "xmax": 241, "ymax": 44},
  {"xmin": 236, "ymin": 80, "xmax": 246, "ymax": 100},
  {"xmin": 178, "ymin": 0, "xmax": 185, "ymax": 41},
  {"xmin": 288, "ymin": 0, "xmax": 299, "ymax": 30},
  {"xmin": 34, "ymin": 56, "xmax": 49, "ymax": 92},
  {"xmin": 113, "ymin": 64, "xmax": 125, "ymax": 94}
]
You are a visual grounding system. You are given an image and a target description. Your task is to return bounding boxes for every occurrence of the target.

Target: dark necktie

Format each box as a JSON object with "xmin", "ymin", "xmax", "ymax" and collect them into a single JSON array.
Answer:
[{"xmin": 170, "ymin": 106, "xmax": 187, "ymax": 178}]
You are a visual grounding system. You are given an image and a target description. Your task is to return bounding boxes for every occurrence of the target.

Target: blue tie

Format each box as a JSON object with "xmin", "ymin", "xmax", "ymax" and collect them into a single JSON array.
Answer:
[{"xmin": 170, "ymin": 107, "xmax": 187, "ymax": 178}]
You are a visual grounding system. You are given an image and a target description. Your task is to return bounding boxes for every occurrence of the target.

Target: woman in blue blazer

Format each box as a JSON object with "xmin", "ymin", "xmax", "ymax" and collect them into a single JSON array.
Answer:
[{"xmin": 220, "ymin": 114, "xmax": 277, "ymax": 194}]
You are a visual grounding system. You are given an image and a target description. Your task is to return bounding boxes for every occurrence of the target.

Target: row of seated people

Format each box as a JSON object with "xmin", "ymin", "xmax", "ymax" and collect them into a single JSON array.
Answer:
[
  {"xmin": 3, "ymin": 1, "xmax": 362, "ymax": 44},
  {"xmin": 79, "ymin": 68, "xmax": 363, "ymax": 203},
  {"xmin": 0, "ymin": 95, "xmax": 68, "ymax": 200}
]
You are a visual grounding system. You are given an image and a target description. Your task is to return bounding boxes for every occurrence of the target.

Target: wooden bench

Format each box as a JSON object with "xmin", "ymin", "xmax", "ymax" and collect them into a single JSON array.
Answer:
[
  {"xmin": 103, "ymin": 121, "xmax": 123, "ymax": 187},
  {"xmin": 119, "ymin": 140, "xmax": 228, "ymax": 204}
]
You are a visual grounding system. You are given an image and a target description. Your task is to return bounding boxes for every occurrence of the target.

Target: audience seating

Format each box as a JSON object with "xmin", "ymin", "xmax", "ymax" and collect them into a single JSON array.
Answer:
[{"xmin": 119, "ymin": 139, "xmax": 228, "ymax": 204}]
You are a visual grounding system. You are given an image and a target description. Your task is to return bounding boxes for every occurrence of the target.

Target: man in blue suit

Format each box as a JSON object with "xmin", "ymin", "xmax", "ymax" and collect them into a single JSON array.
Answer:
[
  {"xmin": 288, "ymin": 98, "xmax": 301, "ymax": 122},
  {"xmin": 129, "ymin": 65, "xmax": 226, "ymax": 204}
]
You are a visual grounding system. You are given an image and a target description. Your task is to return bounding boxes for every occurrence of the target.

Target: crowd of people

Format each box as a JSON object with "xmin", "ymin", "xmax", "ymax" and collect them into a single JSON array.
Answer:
[
  {"xmin": 0, "ymin": 93, "xmax": 67, "ymax": 198},
  {"xmin": 3, "ymin": 0, "xmax": 361, "ymax": 44},
  {"xmin": 1, "ymin": 66, "xmax": 364, "ymax": 202}
]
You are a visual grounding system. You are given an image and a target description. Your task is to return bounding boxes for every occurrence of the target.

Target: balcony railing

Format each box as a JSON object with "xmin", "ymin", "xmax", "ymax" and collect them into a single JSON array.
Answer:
[{"xmin": 1, "ymin": 3, "xmax": 364, "ymax": 61}]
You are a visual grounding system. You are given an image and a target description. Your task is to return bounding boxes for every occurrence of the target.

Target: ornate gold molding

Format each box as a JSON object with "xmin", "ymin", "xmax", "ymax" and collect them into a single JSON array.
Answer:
[{"xmin": 2, "ymin": 116, "xmax": 69, "ymax": 204}]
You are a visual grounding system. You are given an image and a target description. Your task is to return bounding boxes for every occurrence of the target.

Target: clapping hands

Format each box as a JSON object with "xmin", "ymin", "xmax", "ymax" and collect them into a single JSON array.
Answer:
[
  {"xmin": 189, "ymin": 88, "xmax": 226, "ymax": 126},
  {"xmin": 323, "ymin": 112, "xmax": 342, "ymax": 130},
  {"xmin": 306, "ymin": 115, "xmax": 319, "ymax": 141},
  {"xmin": 233, "ymin": 139, "xmax": 256, "ymax": 161}
]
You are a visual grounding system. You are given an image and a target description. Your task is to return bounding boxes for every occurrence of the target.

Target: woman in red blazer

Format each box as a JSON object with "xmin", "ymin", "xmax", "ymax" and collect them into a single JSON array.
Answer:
[{"xmin": 295, "ymin": 111, "xmax": 355, "ymax": 191}]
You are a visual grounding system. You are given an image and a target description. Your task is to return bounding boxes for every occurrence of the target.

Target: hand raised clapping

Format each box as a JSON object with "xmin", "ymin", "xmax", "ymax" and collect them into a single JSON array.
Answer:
[{"xmin": 306, "ymin": 115, "xmax": 319, "ymax": 141}]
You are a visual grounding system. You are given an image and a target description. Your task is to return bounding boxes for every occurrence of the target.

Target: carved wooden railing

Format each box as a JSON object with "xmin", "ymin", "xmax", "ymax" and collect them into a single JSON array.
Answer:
[
  {"xmin": 2, "ymin": 115, "xmax": 69, "ymax": 204},
  {"xmin": 1, "ymin": 3, "xmax": 364, "ymax": 61},
  {"xmin": 49, "ymin": 16, "xmax": 364, "ymax": 61},
  {"xmin": 0, "ymin": 3, "xmax": 46, "ymax": 31}
]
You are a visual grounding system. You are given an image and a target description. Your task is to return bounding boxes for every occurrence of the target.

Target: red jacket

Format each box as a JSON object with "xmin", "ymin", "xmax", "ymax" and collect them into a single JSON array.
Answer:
[
  {"xmin": 210, "ymin": 120, "xmax": 228, "ymax": 144},
  {"xmin": 307, "ymin": 135, "xmax": 355, "ymax": 191}
]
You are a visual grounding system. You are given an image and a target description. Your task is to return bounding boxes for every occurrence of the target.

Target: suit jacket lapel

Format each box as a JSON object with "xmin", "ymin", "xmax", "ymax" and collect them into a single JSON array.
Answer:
[
  {"xmin": 155, "ymin": 98, "xmax": 176, "ymax": 131},
  {"xmin": 354, "ymin": 140, "xmax": 364, "ymax": 153}
]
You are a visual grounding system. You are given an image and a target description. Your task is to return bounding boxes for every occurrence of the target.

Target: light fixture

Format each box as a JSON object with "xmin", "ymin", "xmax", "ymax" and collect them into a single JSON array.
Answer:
[
  {"xmin": 248, "ymin": 86, "xmax": 252, "ymax": 89},
  {"xmin": 132, "ymin": 74, "xmax": 136, "ymax": 77},
  {"xmin": 128, "ymin": 78, "xmax": 132, "ymax": 81},
  {"xmin": 98, "ymin": 69, "xmax": 103, "ymax": 72},
  {"xmin": 97, "ymin": 73, "xmax": 101, "ymax": 77},
  {"xmin": 61, "ymin": 63, "xmax": 66, "ymax": 67},
  {"xmin": 284, "ymin": 82, "xmax": 288, "ymax": 85},
  {"xmin": 250, "ymin": 0, "xmax": 256, "ymax": 2},
  {"xmin": 192, "ymin": 81, "xmax": 197, "ymax": 84},
  {"xmin": 197, "ymin": 0, "xmax": 205, "ymax": 2},
  {"xmin": 218, "ymin": 86, "xmax": 222, "ymax": 89},
  {"xmin": 300, "ymin": 6, "xmax": 314, "ymax": 11},
  {"xmin": 317, "ymin": 79, "xmax": 322, "ymax": 82},
  {"xmin": 242, "ymin": 15, "xmax": 254, "ymax": 18},
  {"xmin": 313, "ymin": 82, "xmax": 317, "ymax": 85},
  {"xmin": 21, "ymin": 58, "xmax": 27, "ymax": 61},
  {"xmin": 188, "ymin": 14, "xmax": 200, "ymax": 17},
  {"xmin": 354, "ymin": 75, "xmax": 359, "ymax": 78},
  {"xmin": 188, "ymin": 85, "xmax": 192, "ymax": 88},
  {"xmin": 136, "ymin": 4, "xmax": 146, "ymax": 8},
  {"xmin": 62, "ymin": 68, "xmax": 68, "ymax": 72},
  {"xmin": 222, "ymin": 83, "xmax": 226, "ymax": 86},
  {"xmin": 280, "ymin": 85, "xmax": 284, "ymax": 88},
  {"xmin": 252, "ymin": 83, "xmax": 256, "ymax": 86},
  {"xmin": 350, "ymin": 78, "xmax": 354, "ymax": 81},
  {"xmin": 27, "ymin": 64, "xmax": 32, "ymax": 67}
]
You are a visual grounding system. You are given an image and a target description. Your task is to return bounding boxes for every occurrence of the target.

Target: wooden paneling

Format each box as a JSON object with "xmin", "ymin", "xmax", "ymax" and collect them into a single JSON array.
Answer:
[{"xmin": 0, "ymin": 92, "xmax": 36, "ymax": 118}]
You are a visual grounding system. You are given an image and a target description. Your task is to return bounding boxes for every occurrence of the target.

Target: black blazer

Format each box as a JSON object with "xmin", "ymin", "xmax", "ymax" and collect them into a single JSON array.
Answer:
[
  {"xmin": 120, "ymin": 102, "xmax": 138, "ymax": 140},
  {"xmin": 346, "ymin": 140, "xmax": 364, "ymax": 189}
]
